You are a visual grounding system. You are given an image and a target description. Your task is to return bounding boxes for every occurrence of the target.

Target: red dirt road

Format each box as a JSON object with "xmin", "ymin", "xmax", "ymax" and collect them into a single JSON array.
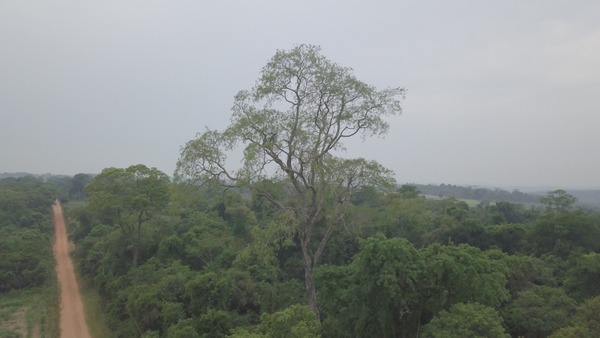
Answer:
[{"xmin": 53, "ymin": 200, "xmax": 92, "ymax": 338}]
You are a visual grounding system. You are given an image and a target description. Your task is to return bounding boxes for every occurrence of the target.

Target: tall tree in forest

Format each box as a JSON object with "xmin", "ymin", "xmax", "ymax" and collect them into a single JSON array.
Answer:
[
  {"xmin": 540, "ymin": 189, "xmax": 577, "ymax": 214},
  {"xmin": 86, "ymin": 164, "xmax": 170, "ymax": 267},
  {"xmin": 422, "ymin": 303, "xmax": 509, "ymax": 338},
  {"xmin": 176, "ymin": 44, "xmax": 404, "ymax": 317}
]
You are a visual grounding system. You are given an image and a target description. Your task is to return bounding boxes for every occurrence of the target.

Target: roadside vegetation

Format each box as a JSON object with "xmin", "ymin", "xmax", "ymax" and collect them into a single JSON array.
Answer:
[
  {"xmin": 0, "ymin": 176, "xmax": 59, "ymax": 337},
  {"xmin": 76, "ymin": 273, "xmax": 112, "ymax": 338}
]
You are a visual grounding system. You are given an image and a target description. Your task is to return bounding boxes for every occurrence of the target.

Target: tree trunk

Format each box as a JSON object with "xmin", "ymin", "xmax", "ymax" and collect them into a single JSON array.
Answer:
[
  {"xmin": 133, "ymin": 221, "xmax": 142, "ymax": 267},
  {"xmin": 132, "ymin": 242, "xmax": 139, "ymax": 267},
  {"xmin": 300, "ymin": 235, "xmax": 320, "ymax": 319},
  {"xmin": 304, "ymin": 258, "xmax": 320, "ymax": 320}
]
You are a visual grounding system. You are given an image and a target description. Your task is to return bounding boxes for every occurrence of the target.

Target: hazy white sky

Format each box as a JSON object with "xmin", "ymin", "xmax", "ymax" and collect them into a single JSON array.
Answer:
[{"xmin": 1, "ymin": 1, "xmax": 599, "ymax": 189}]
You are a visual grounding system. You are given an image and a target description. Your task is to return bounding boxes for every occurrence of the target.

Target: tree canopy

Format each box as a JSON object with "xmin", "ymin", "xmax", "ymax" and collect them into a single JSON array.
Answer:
[
  {"xmin": 540, "ymin": 189, "xmax": 577, "ymax": 214},
  {"xmin": 422, "ymin": 303, "xmax": 509, "ymax": 338},
  {"xmin": 176, "ymin": 44, "xmax": 404, "ymax": 316},
  {"xmin": 85, "ymin": 164, "xmax": 170, "ymax": 267}
]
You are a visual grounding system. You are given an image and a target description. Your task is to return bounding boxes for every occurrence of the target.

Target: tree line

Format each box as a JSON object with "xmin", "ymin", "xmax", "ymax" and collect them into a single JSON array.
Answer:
[
  {"xmin": 2, "ymin": 171, "xmax": 600, "ymax": 337},
  {"xmin": 64, "ymin": 169, "xmax": 600, "ymax": 337},
  {"xmin": 414, "ymin": 184, "xmax": 542, "ymax": 205},
  {"xmin": 0, "ymin": 176, "xmax": 57, "ymax": 291}
]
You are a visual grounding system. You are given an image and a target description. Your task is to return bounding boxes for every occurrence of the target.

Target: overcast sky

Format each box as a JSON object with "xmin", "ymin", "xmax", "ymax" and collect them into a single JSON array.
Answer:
[{"xmin": 1, "ymin": 1, "xmax": 599, "ymax": 189}]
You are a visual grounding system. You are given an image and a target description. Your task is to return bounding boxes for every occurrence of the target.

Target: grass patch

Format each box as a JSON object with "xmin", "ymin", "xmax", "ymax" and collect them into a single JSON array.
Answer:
[
  {"xmin": 424, "ymin": 195, "xmax": 482, "ymax": 207},
  {"xmin": 64, "ymin": 200, "xmax": 112, "ymax": 337},
  {"xmin": 77, "ymin": 273, "xmax": 112, "ymax": 338},
  {"xmin": 62, "ymin": 200, "xmax": 87, "ymax": 217},
  {"xmin": 0, "ymin": 286, "xmax": 59, "ymax": 338}
]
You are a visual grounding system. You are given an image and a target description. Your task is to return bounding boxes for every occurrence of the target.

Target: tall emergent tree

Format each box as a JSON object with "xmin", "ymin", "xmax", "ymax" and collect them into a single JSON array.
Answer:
[
  {"xmin": 86, "ymin": 164, "xmax": 170, "ymax": 267},
  {"xmin": 176, "ymin": 44, "xmax": 405, "ymax": 317},
  {"xmin": 540, "ymin": 189, "xmax": 577, "ymax": 214}
]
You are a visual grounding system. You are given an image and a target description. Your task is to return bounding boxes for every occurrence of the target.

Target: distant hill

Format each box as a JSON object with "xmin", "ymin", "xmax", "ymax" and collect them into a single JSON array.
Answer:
[
  {"xmin": 521, "ymin": 190, "xmax": 600, "ymax": 209},
  {"xmin": 0, "ymin": 172, "xmax": 78, "ymax": 180},
  {"xmin": 566, "ymin": 190, "xmax": 600, "ymax": 207},
  {"xmin": 410, "ymin": 183, "xmax": 600, "ymax": 209},
  {"xmin": 412, "ymin": 184, "xmax": 542, "ymax": 205},
  {"xmin": 0, "ymin": 172, "xmax": 34, "ymax": 179},
  {"xmin": 3, "ymin": 173, "xmax": 598, "ymax": 208}
]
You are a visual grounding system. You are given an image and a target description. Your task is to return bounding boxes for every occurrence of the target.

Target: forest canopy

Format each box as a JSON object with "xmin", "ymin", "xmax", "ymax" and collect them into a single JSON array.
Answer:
[
  {"xmin": 64, "ymin": 169, "xmax": 600, "ymax": 337},
  {"xmin": 176, "ymin": 44, "xmax": 404, "ymax": 318}
]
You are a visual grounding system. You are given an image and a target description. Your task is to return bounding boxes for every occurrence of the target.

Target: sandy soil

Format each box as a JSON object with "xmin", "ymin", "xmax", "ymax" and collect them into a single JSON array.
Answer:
[{"xmin": 53, "ymin": 200, "xmax": 92, "ymax": 338}]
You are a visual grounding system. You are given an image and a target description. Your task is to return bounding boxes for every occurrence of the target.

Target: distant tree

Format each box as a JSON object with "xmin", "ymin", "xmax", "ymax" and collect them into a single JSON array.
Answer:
[
  {"xmin": 352, "ymin": 185, "xmax": 382, "ymax": 207},
  {"xmin": 540, "ymin": 189, "xmax": 577, "ymax": 213},
  {"xmin": 550, "ymin": 326, "xmax": 592, "ymax": 338},
  {"xmin": 258, "ymin": 304, "xmax": 321, "ymax": 338},
  {"xmin": 166, "ymin": 319, "xmax": 200, "ymax": 338},
  {"xmin": 176, "ymin": 44, "xmax": 404, "ymax": 317},
  {"xmin": 445, "ymin": 200, "xmax": 471, "ymax": 221},
  {"xmin": 168, "ymin": 210, "xmax": 240, "ymax": 270},
  {"xmin": 85, "ymin": 165, "xmax": 170, "ymax": 267},
  {"xmin": 46, "ymin": 175, "xmax": 72, "ymax": 201},
  {"xmin": 313, "ymin": 263, "xmax": 355, "ymax": 337},
  {"xmin": 0, "ymin": 227, "xmax": 53, "ymax": 291},
  {"xmin": 364, "ymin": 191, "xmax": 433, "ymax": 245},
  {"xmin": 69, "ymin": 173, "xmax": 94, "ymax": 200},
  {"xmin": 398, "ymin": 184, "xmax": 421, "ymax": 199},
  {"xmin": 421, "ymin": 303, "xmax": 509, "ymax": 338},
  {"xmin": 503, "ymin": 254, "xmax": 556, "ymax": 296},
  {"xmin": 444, "ymin": 219, "xmax": 489, "ymax": 249},
  {"xmin": 195, "ymin": 310, "xmax": 235, "ymax": 338},
  {"xmin": 0, "ymin": 176, "xmax": 55, "ymax": 292},
  {"xmin": 503, "ymin": 285, "xmax": 576, "ymax": 338},
  {"xmin": 564, "ymin": 252, "xmax": 600, "ymax": 301},
  {"xmin": 570, "ymin": 296, "xmax": 600, "ymax": 337},
  {"xmin": 486, "ymin": 223, "xmax": 528, "ymax": 254},
  {"xmin": 421, "ymin": 244, "xmax": 509, "ymax": 314},
  {"xmin": 229, "ymin": 304, "xmax": 321, "ymax": 338},
  {"xmin": 105, "ymin": 260, "xmax": 200, "ymax": 336},
  {"xmin": 488, "ymin": 201, "xmax": 529, "ymax": 224},
  {"xmin": 0, "ymin": 176, "xmax": 55, "ymax": 216},
  {"xmin": 530, "ymin": 212, "xmax": 600, "ymax": 257},
  {"xmin": 352, "ymin": 237, "xmax": 424, "ymax": 337}
]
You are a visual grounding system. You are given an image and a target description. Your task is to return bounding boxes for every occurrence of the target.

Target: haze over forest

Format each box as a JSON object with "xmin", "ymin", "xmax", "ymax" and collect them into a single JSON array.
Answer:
[{"xmin": 2, "ymin": 1, "xmax": 600, "ymax": 189}]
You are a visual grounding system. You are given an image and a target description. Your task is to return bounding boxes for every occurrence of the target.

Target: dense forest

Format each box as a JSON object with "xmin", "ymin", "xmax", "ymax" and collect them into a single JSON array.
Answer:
[
  {"xmin": 48, "ymin": 170, "xmax": 600, "ymax": 338},
  {"xmin": 3, "ymin": 172, "xmax": 600, "ymax": 337},
  {"xmin": 0, "ymin": 176, "xmax": 56, "ymax": 292},
  {"xmin": 3, "ymin": 45, "xmax": 600, "ymax": 338},
  {"xmin": 0, "ymin": 176, "xmax": 60, "ymax": 336}
]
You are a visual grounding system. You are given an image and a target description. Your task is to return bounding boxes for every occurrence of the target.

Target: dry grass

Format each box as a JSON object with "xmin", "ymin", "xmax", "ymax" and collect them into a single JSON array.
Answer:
[
  {"xmin": 77, "ymin": 274, "xmax": 112, "ymax": 338},
  {"xmin": 0, "ymin": 287, "xmax": 59, "ymax": 338},
  {"xmin": 1, "ymin": 308, "xmax": 27, "ymax": 337}
]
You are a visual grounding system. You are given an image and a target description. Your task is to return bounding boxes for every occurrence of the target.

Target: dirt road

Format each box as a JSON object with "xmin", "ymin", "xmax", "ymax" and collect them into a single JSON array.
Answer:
[{"xmin": 53, "ymin": 200, "xmax": 92, "ymax": 338}]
